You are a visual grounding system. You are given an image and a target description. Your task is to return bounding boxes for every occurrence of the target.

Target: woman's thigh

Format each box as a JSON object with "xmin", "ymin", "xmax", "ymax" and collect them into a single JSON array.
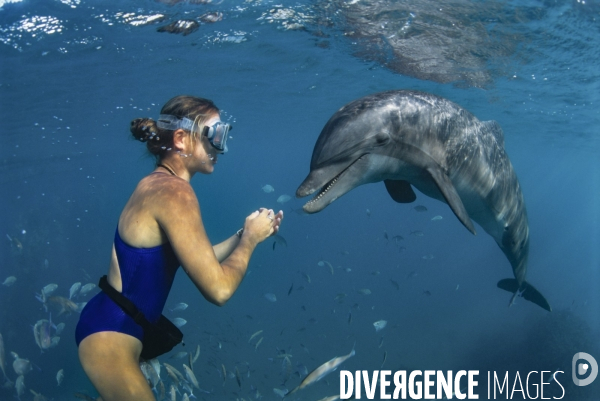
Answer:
[{"xmin": 78, "ymin": 331, "xmax": 154, "ymax": 401}]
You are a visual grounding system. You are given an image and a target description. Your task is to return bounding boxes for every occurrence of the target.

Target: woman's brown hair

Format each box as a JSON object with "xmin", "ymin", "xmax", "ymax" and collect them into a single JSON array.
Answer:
[{"xmin": 130, "ymin": 95, "xmax": 220, "ymax": 160}]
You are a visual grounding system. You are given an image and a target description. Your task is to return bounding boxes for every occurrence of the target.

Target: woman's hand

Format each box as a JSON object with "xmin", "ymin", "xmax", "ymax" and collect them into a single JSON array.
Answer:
[{"xmin": 242, "ymin": 208, "xmax": 284, "ymax": 244}]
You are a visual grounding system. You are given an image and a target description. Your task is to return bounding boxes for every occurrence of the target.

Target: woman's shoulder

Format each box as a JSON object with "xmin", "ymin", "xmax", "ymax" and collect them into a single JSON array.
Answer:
[{"xmin": 138, "ymin": 172, "xmax": 195, "ymax": 201}]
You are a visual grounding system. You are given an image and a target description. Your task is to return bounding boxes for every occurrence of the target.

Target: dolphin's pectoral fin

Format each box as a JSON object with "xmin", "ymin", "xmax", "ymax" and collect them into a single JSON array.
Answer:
[
  {"xmin": 497, "ymin": 279, "xmax": 552, "ymax": 312},
  {"xmin": 426, "ymin": 167, "xmax": 476, "ymax": 235},
  {"xmin": 384, "ymin": 179, "xmax": 416, "ymax": 203}
]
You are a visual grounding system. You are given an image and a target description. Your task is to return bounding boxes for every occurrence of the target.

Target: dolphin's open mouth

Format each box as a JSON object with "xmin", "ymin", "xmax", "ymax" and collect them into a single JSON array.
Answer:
[
  {"xmin": 304, "ymin": 171, "xmax": 343, "ymax": 209},
  {"xmin": 301, "ymin": 155, "xmax": 365, "ymax": 213}
]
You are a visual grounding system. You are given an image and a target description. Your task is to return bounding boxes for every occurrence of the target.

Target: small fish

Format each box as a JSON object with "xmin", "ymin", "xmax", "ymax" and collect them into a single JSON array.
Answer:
[
  {"xmin": 2, "ymin": 276, "xmax": 16, "ymax": 287},
  {"xmin": 172, "ymin": 318, "xmax": 187, "ymax": 328},
  {"xmin": 248, "ymin": 330, "xmax": 263, "ymax": 343},
  {"xmin": 192, "ymin": 344, "xmax": 200, "ymax": 363},
  {"xmin": 273, "ymin": 234, "xmax": 287, "ymax": 251},
  {"xmin": 410, "ymin": 230, "xmax": 424, "ymax": 237},
  {"xmin": 55, "ymin": 322, "xmax": 65, "ymax": 336},
  {"xmin": 288, "ymin": 344, "xmax": 355, "ymax": 395},
  {"xmin": 42, "ymin": 284, "xmax": 58, "ymax": 296},
  {"xmin": 264, "ymin": 293, "xmax": 277, "ymax": 302},
  {"xmin": 15, "ymin": 375, "xmax": 25, "ymax": 398},
  {"xmin": 140, "ymin": 361, "xmax": 159, "ymax": 390},
  {"xmin": 302, "ymin": 272, "xmax": 311, "ymax": 283},
  {"xmin": 33, "ymin": 318, "xmax": 54, "ymax": 351},
  {"xmin": 383, "ymin": 231, "xmax": 389, "ymax": 242},
  {"xmin": 273, "ymin": 387, "xmax": 288, "ymax": 398},
  {"xmin": 381, "ymin": 351, "xmax": 387, "ymax": 369},
  {"xmin": 6, "ymin": 234, "xmax": 23, "ymax": 253},
  {"xmin": 456, "ymin": 284, "xmax": 460, "ymax": 291},
  {"xmin": 157, "ymin": 381, "xmax": 165, "ymax": 401},
  {"xmin": 423, "ymin": 290, "xmax": 432, "ymax": 296},
  {"xmin": 254, "ymin": 337, "xmax": 263, "ymax": 350},
  {"xmin": 407, "ymin": 271, "xmax": 417, "ymax": 279},
  {"xmin": 318, "ymin": 260, "xmax": 334, "ymax": 274},
  {"xmin": 431, "ymin": 215, "xmax": 443, "ymax": 221},
  {"xmin": 170, "ymin": 302, "xmax": 188, "ymax": 312},
  {"xmin": 183, "ymin": 364, "xmax": 199, "ymax": 389},
  {"xmin": 366, "ymin": 208, "xmax": 371, "ymax": 217},
  {"xmin": 78, "ymin": 283, "xmax": 96, "ymax": 297},
  {"xmin": 373, "ymin": 320, "xmax": 387, "ymax": 332},
  {"xmin": 288, "ymin": 283, "xmax": 294, "ymax": 296},
  {"xmin": 414, "ymin": 205, "xmax": 428, "ymax": 212},
  {"xmin": 358, "ymin": 288, "xmax": 371, "ymax": 295},
  {"xmin": 164, "ymin": 364, "xmax": 180, "ymax": 387},
  {"xmin": 13, "ymin": 356, "xmax": 32, "ymax": 376},
  {"xmin": 261, "ymin": 184, "xmax": 275, "ymax": 193},
  {"xmin": 277, "ymin": 194, "xmax": 292, "ymax": 204},
  {"xmin": 334, "ymin": 293, "xmax": 347, "ymax": 302},
  {"xmin": 347, "ymin": 310, "xmax": 352, "ymax": 325},
  {"xmin": 69, "ymin": 282, "xmax": 81, "ymax": 299},
  {"xmin": 235, "ymin": 366, "xmax": 241, "ymax": 388},
  {"xmin": 548, "ymin": 370, "xmax": 562, "ymax": 384},
  {"xmin": 422, "ymin": 254, "xmax": 435, "ymax": 260},
  {"xmin": 297, "ymin": 362, "xmax": 309, "ymax": 376},
  {"xmin": 30, "ymin": 389, "xmax": 48, "ymax": 401},
  {"xmin": 378, "ymin": 336, "xmax": 384, "ymax": 348},
  {"xmin": 390, "ymin": 279, "xmax": 400, "ymax": 290},
  {"xmin": 169, "ymin": 351, "xmax": 188, "ymax": 359},
  {"xmin": 221, "ymin": 363, "xmax": 227, "ymax": 383},
  {"xmin": 48, "ymin": 296, "xmax": 80, "ymax": 315},
  {"xmin": 150, "ymin": 358, "xmax": 161, "ymax": 379},
  {"xmin": 282, "ymin": 355, "xmax": 292, "ymax": 384},
  {"xmin": 508, "ymin": 287, "xmax": 525, "ymax": 307}
]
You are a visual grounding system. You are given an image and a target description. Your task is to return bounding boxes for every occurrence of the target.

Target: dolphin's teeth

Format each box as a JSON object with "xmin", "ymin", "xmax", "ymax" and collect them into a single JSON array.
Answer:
[{"xmin": 307, "ymin": 176, "xmax": 339, "ymax": 205}]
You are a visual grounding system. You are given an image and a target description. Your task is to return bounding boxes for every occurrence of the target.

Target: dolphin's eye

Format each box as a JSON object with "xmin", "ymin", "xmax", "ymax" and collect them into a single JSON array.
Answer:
[{"xmin": 374, "ymin": 132, "xmax": 389, "ymax": 145}]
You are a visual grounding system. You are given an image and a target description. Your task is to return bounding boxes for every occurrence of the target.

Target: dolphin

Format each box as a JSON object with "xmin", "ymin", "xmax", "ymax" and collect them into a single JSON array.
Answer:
[{"xmin": 296, "ymin": 90, "xmax": 551, "ymax": 311}]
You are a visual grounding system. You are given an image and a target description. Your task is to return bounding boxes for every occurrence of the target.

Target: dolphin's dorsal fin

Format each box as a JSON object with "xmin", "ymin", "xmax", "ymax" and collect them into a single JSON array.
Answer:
[
  {"xmin": 384, "ymin": 179, "xmax": 416, "ymax": 203},
  {"xmin": 426, "ymin": 167, "xmax": 476, "ymax": 235}
]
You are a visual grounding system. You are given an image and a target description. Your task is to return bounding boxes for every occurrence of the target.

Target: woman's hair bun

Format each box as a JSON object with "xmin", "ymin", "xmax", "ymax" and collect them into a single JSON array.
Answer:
[{"xmin": 130, "ymin": 118, "xmax": 158, "ymax": 142}]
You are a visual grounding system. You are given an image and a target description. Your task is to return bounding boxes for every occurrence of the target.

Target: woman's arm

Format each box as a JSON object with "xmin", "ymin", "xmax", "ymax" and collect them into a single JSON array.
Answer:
[
  {"xmin": 213, "ymin": 209, "xmax": 283, "ymax": 262},
  {"xmin": 154, "ymin": 180, "xmax": 281, "ymax": 306},
  {"xmin": 212, "ymin": 235, "xmax": 239, "ymax": 263}
]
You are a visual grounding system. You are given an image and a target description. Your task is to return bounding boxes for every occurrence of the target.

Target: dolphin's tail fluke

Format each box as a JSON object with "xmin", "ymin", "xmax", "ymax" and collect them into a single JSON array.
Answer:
[{"xmin": 497, "ymin": 279, "xmax": 552, "ymax": 312}]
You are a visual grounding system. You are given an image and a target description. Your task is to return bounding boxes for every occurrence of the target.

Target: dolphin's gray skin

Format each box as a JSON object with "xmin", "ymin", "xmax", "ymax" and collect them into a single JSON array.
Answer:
[{"xmin": 297, "ymin": 90, "xmax": 551, "ymax": 311}]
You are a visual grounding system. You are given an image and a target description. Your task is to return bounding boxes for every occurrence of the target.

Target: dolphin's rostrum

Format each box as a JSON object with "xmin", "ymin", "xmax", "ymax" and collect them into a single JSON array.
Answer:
[{"xmin": 296, "ymin": 90, "xmax": 551, "ymax": 312}]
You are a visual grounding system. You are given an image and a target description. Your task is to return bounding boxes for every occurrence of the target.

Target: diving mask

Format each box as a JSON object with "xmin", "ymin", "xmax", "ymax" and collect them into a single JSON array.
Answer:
[{"xmin": 157, "ymin": 114, "xmax": 232, "ymax": 153}]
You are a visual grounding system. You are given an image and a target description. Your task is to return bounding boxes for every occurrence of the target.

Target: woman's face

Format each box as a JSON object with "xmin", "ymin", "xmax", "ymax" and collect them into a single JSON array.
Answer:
[{"xmin": 190, "ymin": 113, "xmax": 221, "ymax": 174}]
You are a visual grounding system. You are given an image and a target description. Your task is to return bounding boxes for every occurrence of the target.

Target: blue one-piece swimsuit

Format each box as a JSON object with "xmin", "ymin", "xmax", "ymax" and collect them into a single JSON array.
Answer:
[{"xmin": 75, "ymin": 228, "xmax": 180, "ymax": 346}]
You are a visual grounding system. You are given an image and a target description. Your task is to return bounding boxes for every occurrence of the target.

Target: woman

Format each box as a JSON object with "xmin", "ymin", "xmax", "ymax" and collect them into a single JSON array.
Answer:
[{"xmin": 75, "ymin": 95, "xmax": 283, "ymax": 400}]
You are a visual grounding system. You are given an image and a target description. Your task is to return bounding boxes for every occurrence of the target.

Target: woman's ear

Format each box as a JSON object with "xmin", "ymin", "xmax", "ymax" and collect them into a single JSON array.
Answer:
[{"xmin": 172, "ymin": 129, "xmax": 187, "ymax": 151}]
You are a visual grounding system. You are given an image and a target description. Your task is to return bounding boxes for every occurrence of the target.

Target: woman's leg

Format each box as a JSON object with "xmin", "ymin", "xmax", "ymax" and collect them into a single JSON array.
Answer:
[{"xmin": 78, "ymin": 331, "xmax": 154, "ymax": 401}]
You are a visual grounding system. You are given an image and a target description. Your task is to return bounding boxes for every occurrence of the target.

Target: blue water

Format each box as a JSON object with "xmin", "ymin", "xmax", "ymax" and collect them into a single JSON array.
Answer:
[{"xmin": 1, "ymin": 0, "xmax": 599, "ymax": 399}]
